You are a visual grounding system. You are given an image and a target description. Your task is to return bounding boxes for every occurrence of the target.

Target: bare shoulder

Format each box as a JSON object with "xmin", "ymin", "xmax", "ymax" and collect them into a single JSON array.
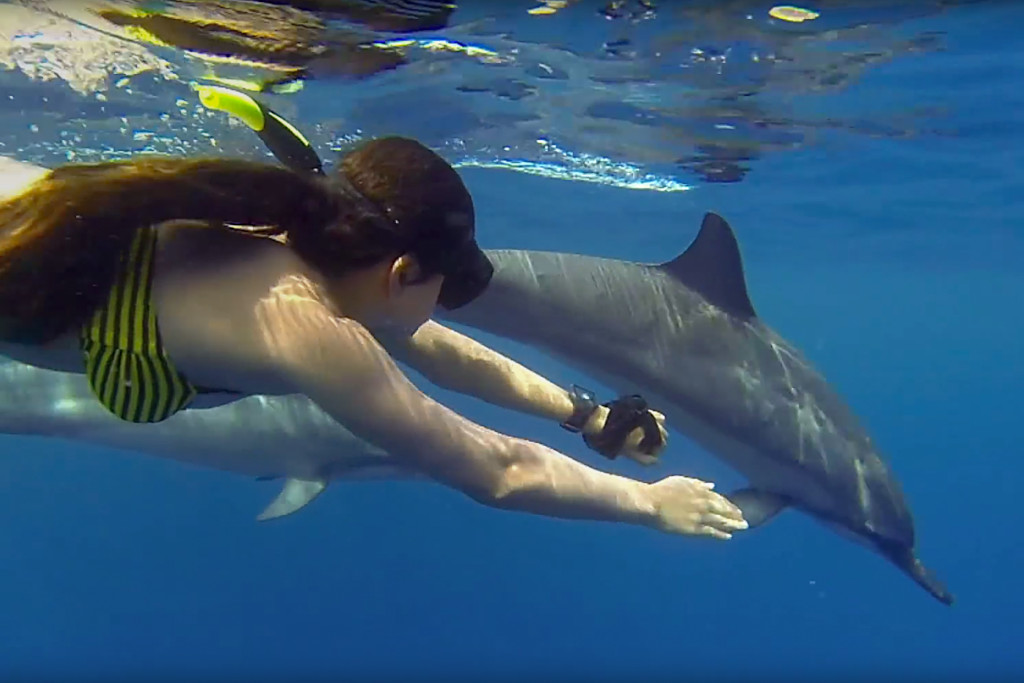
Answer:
[
  {"xmin": 0, "ymin": 157, "xmax": 48, "ymax": 202},
  {"xmin": 152, "ymin": 226, "xmax": 326, "ymax": 395}
]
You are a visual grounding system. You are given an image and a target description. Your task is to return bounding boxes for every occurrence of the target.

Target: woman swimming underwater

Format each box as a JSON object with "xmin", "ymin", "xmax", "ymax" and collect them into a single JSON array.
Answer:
[{"xmin": 0, "ymin": 87, "xmax": 746, "ymax": 540}]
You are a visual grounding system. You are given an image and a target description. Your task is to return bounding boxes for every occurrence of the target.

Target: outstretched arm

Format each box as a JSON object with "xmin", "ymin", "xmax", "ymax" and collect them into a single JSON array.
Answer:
[
  {"xmin": 195, "ymin": 87, "xmax": 667, "ymax": 462},
  {"xmin": 256, "ymin": 279, "xmax": 744, "ymax": 538},
  {"xmin": 377, "ymin": 320, "xmax": 667, "ymax": 464}
]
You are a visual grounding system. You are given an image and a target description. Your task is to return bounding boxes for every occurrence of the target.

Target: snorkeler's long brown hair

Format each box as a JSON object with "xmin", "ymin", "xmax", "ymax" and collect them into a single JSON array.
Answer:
[
  {"xmin": 0, "ymin": 157, "xmax": 338, "ymax": 343},
  {"xmin": 0, "ymin": 137, "xmax": 473, "ymax": 344}
]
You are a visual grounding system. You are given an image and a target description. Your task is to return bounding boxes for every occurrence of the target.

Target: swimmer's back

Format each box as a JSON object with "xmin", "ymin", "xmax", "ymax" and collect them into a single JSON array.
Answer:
[{"xmin": 0, "ymin": 157, "xmax": 317, "ymax": 398}]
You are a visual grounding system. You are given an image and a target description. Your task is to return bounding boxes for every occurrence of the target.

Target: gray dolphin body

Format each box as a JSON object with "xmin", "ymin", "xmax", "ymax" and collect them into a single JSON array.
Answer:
[
  {"xmin": 0, "ymin": 213, "xmax": 951, "ymax": 604},
  {"xmin": 442, "ymin": 212, "xmax": 952, "ymax": 606},
  {"xmin": 0, "ymin": 354, "xmax": 423, "ymax": 520}
]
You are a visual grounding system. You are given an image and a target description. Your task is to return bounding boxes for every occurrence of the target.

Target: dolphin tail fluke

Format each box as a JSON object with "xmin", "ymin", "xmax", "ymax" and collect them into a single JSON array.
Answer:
[{"xmin": 256, "ymin": 477, "xmax": 328, "ymax": 521}]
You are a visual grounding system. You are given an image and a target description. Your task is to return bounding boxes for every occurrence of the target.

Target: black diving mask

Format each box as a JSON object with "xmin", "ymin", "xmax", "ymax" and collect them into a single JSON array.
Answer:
[{"xmin": 423, "ymin": 235, "xmax": 494, "ymax": 311}]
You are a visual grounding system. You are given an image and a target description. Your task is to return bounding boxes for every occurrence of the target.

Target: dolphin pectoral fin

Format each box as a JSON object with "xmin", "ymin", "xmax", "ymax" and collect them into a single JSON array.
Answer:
[
  {"xmin": 256, "ymin": 478, "xmax": 328, "ymax": 521},
  {"xmin": 728, "ymin": 488, "xmax": 790, "ymax": 528}
]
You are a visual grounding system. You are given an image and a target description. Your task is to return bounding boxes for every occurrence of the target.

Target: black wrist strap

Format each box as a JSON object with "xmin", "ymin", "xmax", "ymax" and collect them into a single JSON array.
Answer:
[
  {"xmin": 584, "ymin": 394, "xmax": 663, "ymax": 459},
  {"xmin": 560, "ymin": 384, "xmax": 599, "ymax": 433}
]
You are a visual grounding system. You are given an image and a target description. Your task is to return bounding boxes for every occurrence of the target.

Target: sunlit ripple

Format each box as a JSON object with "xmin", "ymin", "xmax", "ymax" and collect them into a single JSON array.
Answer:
[{"xmin": 454, "ymin": 157, "xmax": 691, "ymax": 193}]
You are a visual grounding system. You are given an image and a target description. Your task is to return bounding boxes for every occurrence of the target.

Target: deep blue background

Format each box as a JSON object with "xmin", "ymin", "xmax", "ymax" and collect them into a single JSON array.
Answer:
[{"xmin": 0, "ymin": 1, "xmax": 1021, "ymax": 681}]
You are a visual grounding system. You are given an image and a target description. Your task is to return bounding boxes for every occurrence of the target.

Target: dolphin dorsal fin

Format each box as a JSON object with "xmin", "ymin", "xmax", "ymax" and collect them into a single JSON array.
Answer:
[{"xmin": 658, "ymin": 212, "xmax": 757, "ymax": 319}]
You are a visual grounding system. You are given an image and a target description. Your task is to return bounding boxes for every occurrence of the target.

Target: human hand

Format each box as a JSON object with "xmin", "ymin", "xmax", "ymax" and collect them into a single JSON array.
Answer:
[
  {"xmin": 583, "ymin": 401, "xmax": 668, "ymax": 465},
  {"xmin": 646, "ymin": 476, "xmax": 747, "ymax": 540}
]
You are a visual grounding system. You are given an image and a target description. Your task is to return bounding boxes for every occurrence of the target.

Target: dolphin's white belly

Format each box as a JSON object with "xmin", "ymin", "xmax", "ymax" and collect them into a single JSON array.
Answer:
[{"xmin": 0, "ymin": 359, "xmax": 411, "ymax": 482}]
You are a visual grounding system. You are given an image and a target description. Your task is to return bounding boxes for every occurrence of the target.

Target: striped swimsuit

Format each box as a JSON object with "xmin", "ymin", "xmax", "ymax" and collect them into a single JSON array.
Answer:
[{"xmin": 80, "ymin": 227, "xmax": 199, "ymax": 423}]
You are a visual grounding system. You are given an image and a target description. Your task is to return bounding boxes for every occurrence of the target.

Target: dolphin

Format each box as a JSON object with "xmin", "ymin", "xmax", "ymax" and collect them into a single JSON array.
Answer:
[
  {"xmin": 0, "ymin": 212, "xmax": 951, "ymax": 605},
  {"xmin": 442, "ymin": 212, "xmax": 953, "ymax": 606},
  {"xmin": 0, "ymin": 356, "xmax": 423, "ymax": 519}
]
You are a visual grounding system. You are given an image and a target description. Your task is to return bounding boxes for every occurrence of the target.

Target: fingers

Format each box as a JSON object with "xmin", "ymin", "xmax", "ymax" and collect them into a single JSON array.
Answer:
[
  {"xmin": 652, "ymin": 411, "xmax": 667, "ymax": 441},
  {"xmin": 700, "ymin": 526, "xmax": 733, "ymax": 541},
  {"xmin": 593, "ymin": 406, "xmax": 668, "ymax": 464},
  {"xmin": 620, "ymin": 410, "xmax": 669, "ymax": 463},
  {"xmin": 698, "ymin": 492, "xmax": 748, "ymax": 538},
  {"xmin": 709, "ymin": 494, "xmax": 745, "ymax": 521},
  {"xmin": 624, "ymin": 424, "xmax": 644, "ymax": 450},
  {"xmin": 693, "ymin": 481, "xmax": 747, "ymax": 535},
  {"xmin": 650, "ymin": 410, "xmax": 668, "ymax": 444},
  {"xmin": 651, "ymin": 475, "xmax": 749, "ymax": 539},
  {"xmin": 694, "ymin": 512, "xmax": 747, "ymax": 540},
  {"xmin": 703, "ymin": 512, "xmax": 748, "ymax": 531},
  {"xmin": 621, "ymin": 425, "xmax": 658, "ymax": 465}
]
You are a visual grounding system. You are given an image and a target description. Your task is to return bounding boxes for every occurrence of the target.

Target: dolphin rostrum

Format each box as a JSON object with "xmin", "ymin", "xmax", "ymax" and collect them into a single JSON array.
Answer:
[
  {"xmin": 443, "ymin": 212, "xmax": 953, "ymax": 606},
  {"xmin": 0, "ymin": 213, "xmax": 951, "ymax": 605}
]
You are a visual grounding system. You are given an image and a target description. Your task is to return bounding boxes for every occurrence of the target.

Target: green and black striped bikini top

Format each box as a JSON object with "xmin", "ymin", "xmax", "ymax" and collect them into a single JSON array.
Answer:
[{"xmin": 80, "ymin": 226, "xmax": 228, "ymax": 423}]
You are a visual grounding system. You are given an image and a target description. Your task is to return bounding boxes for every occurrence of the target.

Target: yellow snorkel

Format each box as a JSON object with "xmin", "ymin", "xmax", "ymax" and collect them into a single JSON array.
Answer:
[{"xmin": 193, "ymin": 83, "xmax": 325, "ymax": 176}]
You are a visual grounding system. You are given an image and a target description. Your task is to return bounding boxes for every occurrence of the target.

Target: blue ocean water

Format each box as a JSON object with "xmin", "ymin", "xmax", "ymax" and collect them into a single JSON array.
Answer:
[{"xmin": 0, "ymin": 1, "xmax": 1020, "ymax": 681}]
